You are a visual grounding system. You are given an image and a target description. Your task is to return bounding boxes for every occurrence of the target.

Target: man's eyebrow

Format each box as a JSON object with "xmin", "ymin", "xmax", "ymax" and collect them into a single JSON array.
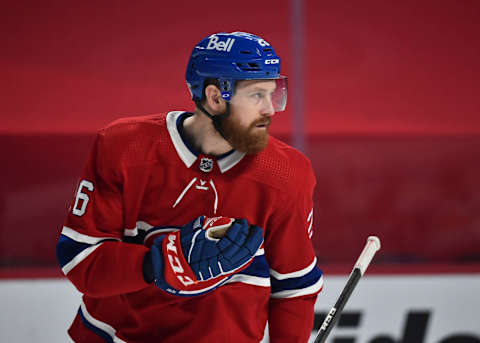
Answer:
[{"xmin": 247, "ymin": 86, "xmax": 275, "ymax": 92}]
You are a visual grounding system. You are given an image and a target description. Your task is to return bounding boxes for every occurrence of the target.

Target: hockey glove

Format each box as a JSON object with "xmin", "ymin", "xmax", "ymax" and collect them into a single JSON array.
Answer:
[{"xmin": 150, "ymin": 216, "xmax": 263, "ymax": 296}]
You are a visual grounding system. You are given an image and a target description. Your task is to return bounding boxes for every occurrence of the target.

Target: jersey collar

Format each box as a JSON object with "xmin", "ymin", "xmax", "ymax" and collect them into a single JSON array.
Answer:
[{"xmin": 166, "ymin": 111, "xmax": 245, "ymax": 173}]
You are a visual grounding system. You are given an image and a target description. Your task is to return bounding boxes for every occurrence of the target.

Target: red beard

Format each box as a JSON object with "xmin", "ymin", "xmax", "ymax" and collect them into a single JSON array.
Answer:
[{"xmin": 221, "ymin": 116, "xmax": 271, "ymax": 154}]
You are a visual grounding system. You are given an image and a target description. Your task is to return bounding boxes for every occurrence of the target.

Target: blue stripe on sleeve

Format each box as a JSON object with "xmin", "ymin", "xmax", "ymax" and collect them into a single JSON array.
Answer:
[
  {"xmin": 271, "ymin": 266, "xmax": 323, "ymax": 293},
  {"xmin": 238, "ymin": 255, "xmax": 270, "ymax": 278},
  {"xmin": 56, "ymin": 234, "xmax": 93, "ymax": 268}
]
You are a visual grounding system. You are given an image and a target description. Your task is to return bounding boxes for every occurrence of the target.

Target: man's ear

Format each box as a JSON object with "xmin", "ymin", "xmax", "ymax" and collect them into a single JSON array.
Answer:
[{"xmin": 204, "ymin": 85, "xmax": 226, "ymax": 113}]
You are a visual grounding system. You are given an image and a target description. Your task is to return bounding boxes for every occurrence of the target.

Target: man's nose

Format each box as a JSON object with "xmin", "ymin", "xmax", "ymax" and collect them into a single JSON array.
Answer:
[{"xmin": 262, "ymin": 98, "xmax": 275, "ymax": 116}]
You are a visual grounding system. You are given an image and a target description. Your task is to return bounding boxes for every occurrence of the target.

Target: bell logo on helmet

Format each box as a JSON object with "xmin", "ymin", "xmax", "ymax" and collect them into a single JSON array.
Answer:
[
  {"xmin": 265, "ymin": 59, "xmax": 280, "ymax": 64},
  {"xmin": 206, "ymin": 35, "xmax": 235, "ymax": 52}
]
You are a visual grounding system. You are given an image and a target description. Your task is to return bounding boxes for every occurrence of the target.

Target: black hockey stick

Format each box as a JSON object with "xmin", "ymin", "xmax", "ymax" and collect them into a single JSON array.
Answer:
[{"xmin": 314, "ymin": 236, "xmax": 381, "ymax": 343}]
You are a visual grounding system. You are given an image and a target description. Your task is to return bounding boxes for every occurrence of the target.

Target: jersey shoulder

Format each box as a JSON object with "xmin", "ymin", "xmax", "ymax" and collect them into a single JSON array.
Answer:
[
  {"xmin": 96, "ymin": 113, "xmax": 173, "ymax": 167},
  {"xmin": 247, "ymin": 136, "xmax": 316, "ymax": 195},
  {"xmin": 101, "ymin": 113, "xmax": 169, "ymax": 141}
]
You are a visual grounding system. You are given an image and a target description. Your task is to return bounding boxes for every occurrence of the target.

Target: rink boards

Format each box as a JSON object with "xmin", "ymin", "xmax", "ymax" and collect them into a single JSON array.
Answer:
[{"xmin": 0, "ymin": 274, "xmax": 479, "ymax": 343}]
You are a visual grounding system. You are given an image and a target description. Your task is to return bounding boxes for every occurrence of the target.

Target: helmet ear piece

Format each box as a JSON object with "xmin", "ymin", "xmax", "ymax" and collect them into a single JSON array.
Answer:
[
  {"xmin": 219, "ymin": 79, "xmax": 233, "ymax": 101},
  {"xmin": 220, "ymin": 79, "xmax": 231, "ymax": 93}
]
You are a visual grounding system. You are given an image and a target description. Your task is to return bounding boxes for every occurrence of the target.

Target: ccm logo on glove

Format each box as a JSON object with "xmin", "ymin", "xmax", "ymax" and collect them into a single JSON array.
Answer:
[{"xmin": 165, "ymin": 234, "xmax": 196, "ymax": 287}]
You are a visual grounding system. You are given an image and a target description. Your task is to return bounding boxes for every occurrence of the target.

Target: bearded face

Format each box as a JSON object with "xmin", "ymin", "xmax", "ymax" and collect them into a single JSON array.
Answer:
[{"xmin": 219, "ymin": 80, "xmax": 276, "ymax": 154}]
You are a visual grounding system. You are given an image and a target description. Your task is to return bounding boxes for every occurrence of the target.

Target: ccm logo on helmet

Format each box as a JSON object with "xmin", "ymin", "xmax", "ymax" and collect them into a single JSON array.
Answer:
[
  {"xmin": 265, "ymin": 59, "xmax": 280, "ymax": 64},
  {"xmin": 206, "ymin": 35, "xmax": 235, "ymax": 52}
]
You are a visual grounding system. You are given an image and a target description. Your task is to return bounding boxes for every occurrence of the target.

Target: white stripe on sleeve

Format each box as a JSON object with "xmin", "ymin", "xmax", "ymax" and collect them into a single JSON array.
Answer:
[
  {"xmin": 61, "ymin": 226, "xmax": 119, "ymax": 244},
  {"xmin": 80, "ymin": 301, "xmax": 127, "ymax": 343},
  {"xmin": 62, "ymin": 243, "xmax": 103, "ymax": 275},
  {"xmin": 224, "ymin": 274, "xmax": 271, "ymax": 288},
  {"xmin": 269, "ymin": 257, "xmax": 317, "ymax": 280}
]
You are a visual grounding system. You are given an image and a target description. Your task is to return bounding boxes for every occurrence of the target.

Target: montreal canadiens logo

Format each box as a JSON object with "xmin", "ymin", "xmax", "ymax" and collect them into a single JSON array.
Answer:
[{"xmin": 199, "ymin": 158, "xmax": 213, "ymax": 173}]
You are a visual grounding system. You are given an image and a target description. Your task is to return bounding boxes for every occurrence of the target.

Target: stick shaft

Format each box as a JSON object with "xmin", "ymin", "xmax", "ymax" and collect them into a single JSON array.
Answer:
[
  {"xmin": 313, "ymin": 269, "xmax": 361, "ymax": 343},
  {"xmin": 313, "ymin": 236, "xmax": 381, "ymax": 343}
]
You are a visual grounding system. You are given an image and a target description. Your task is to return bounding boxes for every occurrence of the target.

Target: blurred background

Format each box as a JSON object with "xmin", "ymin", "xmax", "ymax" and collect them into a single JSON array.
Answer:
[{"xmin": 1, "ymin": 0, "xmax": 479, "ymax": 342}]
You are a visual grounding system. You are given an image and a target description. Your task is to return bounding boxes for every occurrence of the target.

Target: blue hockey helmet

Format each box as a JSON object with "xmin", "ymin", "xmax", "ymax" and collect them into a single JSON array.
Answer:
[{"xmin": 185, "ymin": 32, "xmax": 287, "ymax": 112}]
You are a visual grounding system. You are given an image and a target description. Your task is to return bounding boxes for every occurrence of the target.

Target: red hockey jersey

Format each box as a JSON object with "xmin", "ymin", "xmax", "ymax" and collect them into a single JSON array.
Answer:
[{"xmin": 57, "ymin": 111, "xmax": 323, "ymax": 343}]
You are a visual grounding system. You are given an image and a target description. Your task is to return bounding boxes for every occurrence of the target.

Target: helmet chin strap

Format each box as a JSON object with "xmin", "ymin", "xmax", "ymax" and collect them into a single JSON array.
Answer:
[{"xmin": 195, "ymin": 101, "xmax": 231, "ymax": 140}]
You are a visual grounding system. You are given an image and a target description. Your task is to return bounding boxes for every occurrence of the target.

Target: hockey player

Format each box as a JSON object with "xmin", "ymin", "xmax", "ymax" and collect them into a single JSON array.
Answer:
[{"xmin": 57, "ymin": 31, "xmax": 323, "ymax": 343}]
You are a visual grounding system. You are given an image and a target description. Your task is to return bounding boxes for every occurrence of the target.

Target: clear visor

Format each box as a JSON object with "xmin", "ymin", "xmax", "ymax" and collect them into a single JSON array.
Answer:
[
  {"xmin": 228, "ymin": 76, "xmax": 288, "ymax": 112},
  {"xmin": 272, "ymin": 76, "xmax": 288, "ymax": 112}
]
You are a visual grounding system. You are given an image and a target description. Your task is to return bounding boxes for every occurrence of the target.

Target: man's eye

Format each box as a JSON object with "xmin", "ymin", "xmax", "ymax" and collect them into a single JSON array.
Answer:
[{"xmin": 252, "ymin": 93, "xmax": 264, "ymax": 99}]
